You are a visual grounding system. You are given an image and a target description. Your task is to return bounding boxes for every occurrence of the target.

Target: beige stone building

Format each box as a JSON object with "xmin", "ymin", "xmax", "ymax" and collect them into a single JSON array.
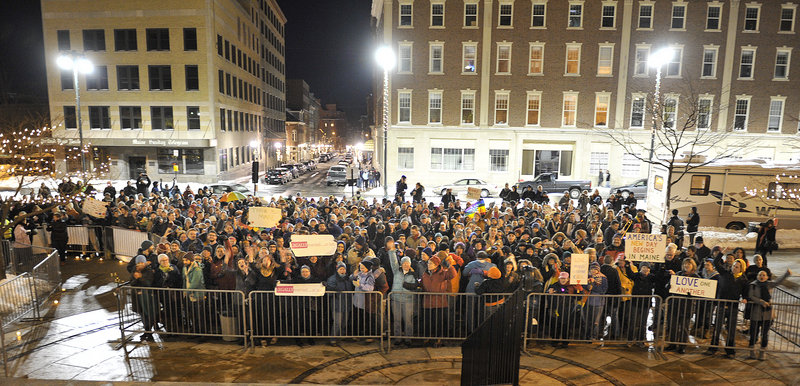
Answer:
[
  {"xmin": 41, "ymin": 0, "xmax": 286, "ymax": 183},
  {"xmin": 371, "ymin": 0, "xmax": 800, "ymax": 189}
]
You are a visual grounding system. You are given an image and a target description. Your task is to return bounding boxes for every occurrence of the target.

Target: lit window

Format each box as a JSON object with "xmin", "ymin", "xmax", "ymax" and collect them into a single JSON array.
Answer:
[
  {"xmin": 595, "ymin": 93, "xmax": 610, "ymax": 127},
  {"xmin": 667, "ymin": 47, "xmax": 682, "ymax": 76},
  {"xmin": 634, "ymin": 47, "xmax": 649, "ymax": 76},
  {"xmin": 526, "ymin": 92, "xmax": 541, "ymax": 126},
  {"xmin": 428, "ymin": 91, "xmax": 443, "ymax": 124},
  {"xmin": 529, "ymin": 44, "xmax": 544, "ymax": 75},
  {"xmin": 597, "ymin": 45, "xmax": 613, "ymax": 76},
  {"xmin": 767, "ymin": 98, "xmax": 785, "ymax": 132},
  {"xmin": 463, "ymin": 43, "xmax": 477, "ymax": 73},
  {"xmin": 398, "ymin": 43, "xmax": 412, "ymax": 73},
  {"xmin": 431, "ymin": 148, "xmax": 475, "ymax": 170},
  {"xmin": 565, "ymin": 45, "xmax": 581, "ymax": 75},
  {"xmin": 398, "ymin": 91, "xmax": 412, "ymax": 123},
  {"xmin": 662, "ymin": 97, "xmax": 677, "ymax": 129},
  {"xmin": 461, "ymin": 92, "xmax": 475, "ymax": 125},
  {"xmin": 495, "ymin": 92, "xmax": 509, "ymax": 125},
  {"xmin": 562, "ymin": 93, "xmax": 578, "ymax": 126},
  {"xmin": 497, "ymin": 44, "xmax": 511, "ymax": 74},
  {"xmin": 690, "ymin": 175, "xmax": 711, "ymax": 196}
]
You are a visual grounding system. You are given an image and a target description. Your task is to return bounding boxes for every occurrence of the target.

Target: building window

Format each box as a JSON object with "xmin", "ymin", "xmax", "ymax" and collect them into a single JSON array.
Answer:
[
  {"xmin": 601, "ymin": 4, "xmax": 616, "ymax": 28},
  {"xmin": 494, "ymin": 92, "xmax": 509, "ymax": 125},
  {"xmin": 768, "ymin": 98, "xmax": 785, "ymax": 132},
  {"xmin": 225, "ymin": 73, "xmax": 231, "ymax": 95},
  {"xmin": 151, "ymin": 106, "xmax": 174, "ymax": 130},
  {"xmin": 630, "ymin": 95, "xmax": 645, "ymax": 128},
  {"xmin": 565, "ymin": 45, "xmax": 581, "ymax": 75},
  {"xmin": 183, "ymin": 28, "xmax": 197, "ymax": 51},
  {"xmin": 744, "ymin": 6, "xmax": 759, "ymax": 31},
  {"xmin": 463, "ymin": 43, "xmax": 477, "ymax": 72},
  {"xmin": 220, "ymin": 108, "xmax": 226, "ymax": 131},
  {"xmin": 63, "ymin": 106, "xmax": 77, "ymax": 129},
  {"xmin": 219, "ymin": 149, "xmax": 228, "ymax": 172},
  {"xmin": 533, "ymin": 150, "xmax": 573, "ymax": 177},
  {"xmin": 185, "ymin": 65, "xmax": 199, "ymax": 91},
  {"xmin": 638, "ymin": 4, "xmax": 653, "ymax": 29},
  {"xmin": 597, "ymin": 45, "xmax": 613, "ymax": 76},
  {"xmin": 216, "ymin": 35, "xmax": 222, "ymax": 56},
  {"xmin": 399, "ymin": 3, "xmax": 413, "ymax": 26},
  {"xmin": 82, "ymin": 29, "xmax": 105, "ymax": 51},
  {"xmin": 465, "ymin": 3, "xmax": 478, "ymax": 27},
  {"xmin": 146, "ymin": 28, "xmax": 170, "ymax": 51},
  {"xmin": 430, "ymin": 43, "xmax": 443, "ymax": 73},
  {"xmin": 687, "ymin": 175, "xmax": 711, "ymax": 195},
  {"xmin": 697, "ymin": 97, "xmax": 713, "ymax": 130},
  {"xmin": 529, "ymin": 44, "xmax": 544, "ymax": 75},
  {"xmin": 428, "ymin": 91, "xmax": 443, "ymax": 124},
  {"xmin": 595, "ymin": 93, "xmax": 610, "ymax": 127},
  {"xmin": 663, "ymin": 96, "xmax": 677, "ymax": 129},
  {"xmin": 734, "ymin": 97, "xmax": 750, "ymax": 131},
  {"xmin": 398, "ymin": 43, "xmax": 412, "ymax": 73},
  {"xmin": 634, "ymin": 47, "xmax": 649, "ymax": 76},
  {"xmin": 60, "ymin": 71, "xmax": 73, "ymax": 90},
  {"xmin": 671, "ymin": 4, "xmax": 686, "ymax": 29},
  {"xmin": 431, "ymin": 148, "xmax": 475, "ymax": 170},
  {"xmin": 218, "ymin": 70, "xmax": 224, "ymax": 93},
  {"xmin": 224, "ymin": 40, "xmax": 230, "ymax": 60},
  {"xmin": 562, "ymin": 93, "xmax": 578, "ymax": 126},
  {"xmin": 461, "ymin": 92, "xmax": 475, "ymax": 125},
  {"xmin": 702, "ymin": 47, "xmax": 718, "ymax": 78},
  {"xmin": 589, "ymin": 152, "xmax": 609, "ymax": 176},
  {"xmin": 398, "ymin": 147, "xmax": 414, "ymax": 169},
  {"xmin": 398, "ymin": 91, "xmax": 412, "ymax": 123},
  {"xmin": 706, "ymin": 5, "xmax": 721, "ymax": 30},
  {"xmin": 490, "ymin": 149, "xmax": 509, "ymax": 172},
  {"xmin": 148, "ymin": 65, "xmax": 172, "ymax": 90},
  {"xmin": 499, "ymin": 3, "xmax": 513, "ymax": 26},
  {"xmin": 187, "ymin": 107, "xmax": 200, "ymax": 130},
  {"xmin": 739, "ymin": 48, "xmax": 756, "ymax": 79},
  {"xmin": 86, "ymin": 66, "xmax": 108, "ymax": 90},
  {"xmin": 431, "ymin": 3, "xmax": 444, "ymax": 27},
  {"xmin": 88, "ymin": 106, "xmax": 110, "ymax": 129},
  {"xmin": 114, "ymin": 29, "xmax": 137, "ymax": 51},
  {"xmin": 526, "ymin": 92, "xmax": 541, "ymax": 126},
  {"xmin": 57, "ymin": 30, "xmax": 70, "ymax": 51},
  {"xmin": 531, "ymin": 3, "xmax": 546, "ymax": 27},
  {"xmin": 775, "ymin": 50, "xmax": 791, "ymax": 80},
  {"xmin": 622, "ymin": 153, "xmax": 641, "ymax": 178},
  {"xmin": 496, "ymin": 44, "xmax": 511, "ymax": 74},
  {"xmin": 780, "ymin": 6, "xmax": 796, "ymax": 32},
  {"xmin": 568, "ymin": 3, "xmax": 583, "ymax": 28},
  {"xmin": 667, "ymin": 47, "xmax": 682, "ymax": 76},
  {"xmin": 119, "ymin": 106, "xmax": 142, "ymax": 130}
]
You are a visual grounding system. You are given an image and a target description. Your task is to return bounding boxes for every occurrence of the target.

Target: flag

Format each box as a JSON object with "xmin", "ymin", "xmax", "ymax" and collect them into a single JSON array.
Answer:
[{"xmin": 465, "ymin": 199, "xmax": 486, "ymax": 218}]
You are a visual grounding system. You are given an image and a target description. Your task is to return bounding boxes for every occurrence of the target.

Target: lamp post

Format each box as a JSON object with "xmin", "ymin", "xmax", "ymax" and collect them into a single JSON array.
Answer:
[
  {"xmin": 375, "ymin": 46, "xmax": 395, "ymax": 200},
  {"xmin": 56, "ymin": 52, "xmax": 94, "ymax": 173},
  {"xmin": 646, "ymin": 48, "xmax": 674, "ymax": 164}
]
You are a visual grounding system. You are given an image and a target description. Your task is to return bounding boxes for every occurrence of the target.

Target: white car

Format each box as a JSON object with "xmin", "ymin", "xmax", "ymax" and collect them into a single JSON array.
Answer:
[{"xmin": 434, "ymin": 178, "xmax": 499, "ymax": 197}]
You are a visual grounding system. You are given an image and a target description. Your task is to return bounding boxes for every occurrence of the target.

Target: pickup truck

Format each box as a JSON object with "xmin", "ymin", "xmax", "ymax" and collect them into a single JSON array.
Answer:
[{"xmin": 516, "ymin": 173, "xmax": 592, "ymax": 199}]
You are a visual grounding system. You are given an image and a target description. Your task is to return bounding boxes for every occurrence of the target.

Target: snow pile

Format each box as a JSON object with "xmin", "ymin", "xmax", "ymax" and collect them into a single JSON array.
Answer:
[
  {"xmin": 696, "ymin": 227, "xmax": 800, "ymax": 250},
  {"xmin": 0, "ymin": 274, "xmax": 56, "ymax": 318}
]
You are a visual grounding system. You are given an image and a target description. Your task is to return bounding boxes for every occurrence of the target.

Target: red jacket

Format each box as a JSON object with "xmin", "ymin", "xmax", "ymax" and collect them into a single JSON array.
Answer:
[{"xmin": 421, "ymin": 265, "xmax": 457, "ymax": 308}]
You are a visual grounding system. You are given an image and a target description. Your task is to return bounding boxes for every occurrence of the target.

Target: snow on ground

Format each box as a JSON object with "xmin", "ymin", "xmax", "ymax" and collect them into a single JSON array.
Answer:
[
  {"xmin": 0, "ymin": 274, "xmax": 55, "ymax": 318},
  {"xmin": 696, "ymin": 226, "xmax": 800, "ymax": 250}
]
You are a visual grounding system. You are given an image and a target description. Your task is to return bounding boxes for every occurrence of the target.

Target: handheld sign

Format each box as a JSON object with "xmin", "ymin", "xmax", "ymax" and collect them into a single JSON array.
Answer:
[
  {"xmin": 82, "ymin": 197, "xmax": 108, "ymax": 218},
  {"xmin": 248, "ymin": 207, "xmax": 282, "ymax": 228},
  {"xmin": 570, "ymin": 254, "xmax": 589, "ymax": 285},
  {"xmin": 625, "ymin": 233, "xmax": 667, "ymax": 262},
  {"xmin": 275, "ymin": 282, "xmax": 326, "ymax": 297},
  {"xmin": 290, "ymin": 234, "xmax": 337, "ymax": 257},
  {"xmin": 669, "ymin": 276, "xmax": 718, "ymax": 299},
  {"xmin": 467, "ymin": 187, "xmax": 481, "ymax": 200}
]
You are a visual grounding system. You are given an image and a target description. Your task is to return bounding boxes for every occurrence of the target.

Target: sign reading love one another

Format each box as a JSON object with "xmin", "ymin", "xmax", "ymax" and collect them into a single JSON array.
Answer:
[{"xmin": 669, "ymin": 275, "xmax": 718, "ymax": 299}]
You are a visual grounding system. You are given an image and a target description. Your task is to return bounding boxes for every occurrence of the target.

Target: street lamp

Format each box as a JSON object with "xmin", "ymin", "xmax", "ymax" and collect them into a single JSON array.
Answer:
[
  {"xmin": 57, "ymin": 52, "xmax": 93, "ymax": 173},
  {"xmin": 646, "ymin": 48, "xmax": 674, "ymax": 164},
  {"xmin": 375, "ymin": 45, "xmax": 395, "ymax": 200}
]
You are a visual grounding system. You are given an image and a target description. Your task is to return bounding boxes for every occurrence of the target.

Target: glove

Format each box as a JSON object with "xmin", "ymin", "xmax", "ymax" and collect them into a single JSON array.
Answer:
[{"xmin": 441, "ymin": 258, "xmax": 451, "ymax": 269}]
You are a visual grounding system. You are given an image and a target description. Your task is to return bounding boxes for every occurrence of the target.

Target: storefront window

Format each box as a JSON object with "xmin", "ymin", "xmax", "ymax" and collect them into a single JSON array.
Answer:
[{"xmin": 157, "ymin": 148, "xmax": 204, "ymax": 175}]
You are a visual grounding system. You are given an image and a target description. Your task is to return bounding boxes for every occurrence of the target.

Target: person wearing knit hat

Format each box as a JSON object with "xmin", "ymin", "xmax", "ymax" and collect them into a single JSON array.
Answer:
[
  {"xmin": 140, "ymin": 240, "xmax": 154, "ymax": 252},
  {"xmin": 486, "ymin": 266, "xmax": 501, "ymax": 280}
]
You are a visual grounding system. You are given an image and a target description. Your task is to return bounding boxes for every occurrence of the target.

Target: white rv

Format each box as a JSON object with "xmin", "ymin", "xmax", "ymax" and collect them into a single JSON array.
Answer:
[{"xmin": 646, "ymin": 159, "xmax": 800, "ymax": 230}]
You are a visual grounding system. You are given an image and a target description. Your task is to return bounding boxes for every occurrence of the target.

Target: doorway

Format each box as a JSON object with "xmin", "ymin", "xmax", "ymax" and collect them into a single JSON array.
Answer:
[{"xmin": 128, "ymin": 156, "xmax": 146, "ymax": 179}]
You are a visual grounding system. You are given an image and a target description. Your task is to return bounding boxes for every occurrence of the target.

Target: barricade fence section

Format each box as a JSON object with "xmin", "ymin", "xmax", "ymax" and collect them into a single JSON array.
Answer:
[
  {"xmin": 0, "ymin": 273, "xmax": 37, "ymax": 328},
  {"xmin": 117, "ymin": 286, "xmax": 248, "ymax": 346},
  {"xmin": 30, "ymin": 250, "xmax": 61, "ymax": 312},
  {"xmin": 523, "ymin": 293, "xmax": 662, "ymax": 351},
  {"xmin": 662, "ymin": 296, "xmax": 800, "ymax": 355},
  {"xmin": 386, "ymin": 292, "xmax": 514, "ymax": 348},
  {"xmin": 248, "ymin": 291, "xmax": 384, "ymax": 347}
]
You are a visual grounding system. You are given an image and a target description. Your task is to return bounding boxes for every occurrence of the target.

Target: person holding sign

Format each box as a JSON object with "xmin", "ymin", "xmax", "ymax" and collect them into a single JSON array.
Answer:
[
  {"xmin": 665, "ymin": 258, "xmax": 700, "ymax": 354},
  {"xmin": 582, "ymin": 262, "xmax": 608, "ymax": 340}
]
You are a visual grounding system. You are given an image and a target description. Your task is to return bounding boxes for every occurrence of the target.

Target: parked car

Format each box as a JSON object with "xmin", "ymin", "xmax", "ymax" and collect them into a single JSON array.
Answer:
[
  {"xmin": 304, "ymin": 160, "xmax": 316, "ymax": 171},
  {"xmin": 326, "ymin": 165, "xmax": 348, "ymax": 186},
  {"xmin": 209, "ymin": 183, "xmax": 253, "ymax": 196},
  {"xmin": 612, "ymin": 178, "xmax": 648, "ymax": 199},
  {"xmin": 280, "ymin": 164, "xmax": 299, "ymax": 178},
  {"xmin": 266, "ymin": 169, "xmax": 289, "ymax": 184},
  {"xmin": 433, "ymin": 178, "xmax": 500, "ymax": 197},
  {"xmin": 338, "ymin": 160, "xmax": 350, "ymax": 167},
  {"xmin": 294, "ymin": 163, "xmax": 307, "ymax": 174},
  {"xmin": 516, "ymin": 173, "xmax": 592, "ymax": 199}
]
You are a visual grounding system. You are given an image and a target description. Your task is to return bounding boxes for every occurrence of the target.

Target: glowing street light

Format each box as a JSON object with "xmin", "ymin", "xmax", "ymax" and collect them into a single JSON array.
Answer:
[
  {"xmin": 375, "ymin": 45, "xmax": 395, "ymax": 200},
  {"xmin": 646, "ymin": 48, "xmax": 674, "ymax": 173},
  {"xmin": 57, "ymin": 52, "xmax": 94, "ymax": 172}
]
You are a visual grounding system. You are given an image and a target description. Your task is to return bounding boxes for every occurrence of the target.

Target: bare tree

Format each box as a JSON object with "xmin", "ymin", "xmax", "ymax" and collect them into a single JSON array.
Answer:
[{"xmin": 593, "ymin": 77, "xmax": 752, "ymax": 223}]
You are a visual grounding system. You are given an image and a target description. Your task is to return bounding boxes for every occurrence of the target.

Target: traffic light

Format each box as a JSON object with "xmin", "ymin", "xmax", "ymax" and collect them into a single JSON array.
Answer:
[{"xmin": 252, "ymin": 161, "xmax": 259, "ymax": 183}]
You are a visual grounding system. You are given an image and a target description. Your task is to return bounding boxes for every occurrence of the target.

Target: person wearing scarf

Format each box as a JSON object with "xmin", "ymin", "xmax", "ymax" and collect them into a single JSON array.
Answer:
[{"xmin": 748, "ymin": 269, "xmax": 792, "ymax": 360}]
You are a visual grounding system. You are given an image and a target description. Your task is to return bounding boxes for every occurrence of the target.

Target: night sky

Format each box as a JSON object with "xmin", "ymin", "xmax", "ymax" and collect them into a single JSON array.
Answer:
[{"xmin": 0, "ymin": 0, "xmax": 375, "ymax": 120}]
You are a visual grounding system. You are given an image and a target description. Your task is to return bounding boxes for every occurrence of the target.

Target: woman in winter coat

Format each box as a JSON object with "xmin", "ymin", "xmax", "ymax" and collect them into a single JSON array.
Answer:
[
  {"xmin": 325, "ymin": 261, "xmax": 354, "ymax": 345},
  {"xmin": 253, "ymin": 253, "xmax": 281, "ymax": 345},
  {"xmin": 420, "ymin": 254, "xmax": 456, "ymax": 347},
  {"xmin": 665, "ymin": 258, "xmax": 700, "ymax": 354},
  {"xmin": 389, "ymin": 248, "xmax": 420, "ymax": 346},
  {"xmin": 748, "ymin": 269, "xmax": 792, "ymax": 360},
  {"xmin": 755, "ymin": 219, "xmax": 777, "ymax": 265},
  {"xmin": 546, "ymin": 272, "xmax": 581, "ymax": 347},
  {"xmin": 182, "ymin": 253, "xmax": 206, "ymax": 335},
  {"xmin": 351, "ymin": 260, "xmax": 376, "ymax": 341}
]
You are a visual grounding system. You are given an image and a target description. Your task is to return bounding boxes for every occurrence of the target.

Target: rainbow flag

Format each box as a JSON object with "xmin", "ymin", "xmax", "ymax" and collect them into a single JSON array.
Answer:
[{"xmin": 465, "ymin": 199, "xmax": 486, "ymax": 218}]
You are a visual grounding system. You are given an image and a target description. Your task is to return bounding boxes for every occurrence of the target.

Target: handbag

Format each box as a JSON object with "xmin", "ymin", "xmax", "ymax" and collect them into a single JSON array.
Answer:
[{"xmin": 768, "ymin": 240, "xmax": 779, "ymax": 250}]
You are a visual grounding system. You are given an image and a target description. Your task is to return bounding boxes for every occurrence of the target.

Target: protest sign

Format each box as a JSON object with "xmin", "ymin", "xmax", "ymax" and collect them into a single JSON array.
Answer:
[
  {"xmin": 625, "ymin": 233, "xmax": 667, "ymax": 262},
  {"xmin": 82, "ymin": 197, "xmax": 108, "ymax": 218},
  {"xmin": 290, "ymin": 234, "xmax": 337, "ymax": 257},
  {"xmin": 249, "ymin": 207, "xmax": 282, "ymax": 228},
  {"xmin": 570, "ymin": 254, "xmax": 589, "ymax": 285},
  {"xmin": 275, "ymin": 282, "xmax": 326, "ymax": 297},
  {"xmin": 669, "ymin": 276, "xmax": 718, "ymax": 299},
  {"xmin": 467, "ymin": 187, "xmax": 481, "ymax": 200}
]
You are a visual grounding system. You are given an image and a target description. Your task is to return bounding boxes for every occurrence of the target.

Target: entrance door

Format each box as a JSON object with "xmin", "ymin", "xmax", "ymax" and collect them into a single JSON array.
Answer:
[{"xmin": 128, "ymin": 156, "xmax": 146, "ymax": 179}]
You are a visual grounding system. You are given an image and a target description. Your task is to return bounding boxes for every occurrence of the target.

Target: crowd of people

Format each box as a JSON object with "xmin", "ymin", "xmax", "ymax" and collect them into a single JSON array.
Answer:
[{"xmin": 3, "ymin": 174, "xmax": 792, "ymax": 359}]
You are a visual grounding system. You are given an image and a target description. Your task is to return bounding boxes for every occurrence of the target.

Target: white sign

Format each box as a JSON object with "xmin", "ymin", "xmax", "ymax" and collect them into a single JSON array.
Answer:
[
  {"xmin": 669, "ymin": 276, "xmax": 718, "ymax": 299},
  {"xmin": 290, "ymin": 234, "xmax": 337, "ymax": 257},
  {"xmin": 82, "ymin": 198, "xmax": 108, "ymax": 218},
  {"xmin": 467, "ymin": 187, "xmax": 482, "ymax": 200},
  {"xmin": 625, "ymin": 233, "xmax": 667, "ymax": 262},
  {"xmin": 275, "ymin": 282, "xmax": 326, "ymax": 297},
  {"xmin": 570, "ymin": 254, "xmax": 589, "ymax": 285},
  {"xmin": 249, "ymin": 207, "xmax": 282, "ymax": 228}
]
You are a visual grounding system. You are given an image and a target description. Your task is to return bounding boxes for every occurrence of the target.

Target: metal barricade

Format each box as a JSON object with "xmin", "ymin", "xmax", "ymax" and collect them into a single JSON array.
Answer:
[
  {"xmin": 111, "ymin": 227, "xmax": 149, "ymax": 259},
  {"xmin": 386, "ymin": 292, "xmax": 514, "ymax": 349},
  {"xmin": 65, "ymin": 225, "xmax": 107, "ymax": 256},
  {"xmin": 117, "ymin": 286, "xmax": 248, "ymax": 346},
  {"xmin": 29, "ymin": 250, "xmax": 61, "ymax": 314},
  {"xmin": 522, "ymin": 293, "xmax": 662, "ymax": 352},
  {"xmin": 248, "ymin": 290, "xmax": 384, "ymax": 348},
  {"xmin": 0, "ymin": 272, "xmax": 36, "ymax": 328}
]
